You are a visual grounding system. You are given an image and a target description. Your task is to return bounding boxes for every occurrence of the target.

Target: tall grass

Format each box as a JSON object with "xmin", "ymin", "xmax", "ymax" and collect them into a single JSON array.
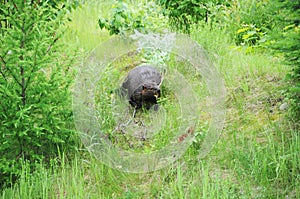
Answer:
[
  {"xmin": 61, "ymin": 0, "xmax": 111, "ymax": 53},
  {"xmin": 1, "ymin": 0, "xmax": 299, "ymax": 198}
]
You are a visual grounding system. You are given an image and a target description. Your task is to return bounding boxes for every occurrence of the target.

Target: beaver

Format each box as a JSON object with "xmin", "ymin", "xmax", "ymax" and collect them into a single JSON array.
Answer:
[{"xmin": 121, "ymin": 65, "xmax": 163, "ymax": 110}]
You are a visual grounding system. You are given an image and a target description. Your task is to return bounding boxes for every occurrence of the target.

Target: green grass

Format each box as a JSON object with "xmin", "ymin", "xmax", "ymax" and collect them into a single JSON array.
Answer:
[{"xmin": 1, "ymin": 0, "xmax": 299, "ymax": 198}]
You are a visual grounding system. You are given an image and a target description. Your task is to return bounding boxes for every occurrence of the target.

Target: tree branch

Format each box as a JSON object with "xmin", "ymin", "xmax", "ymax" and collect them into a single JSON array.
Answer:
[
  {"xmin": 0, "ymin": 55, "xmax": 7, "ymax": 81},
  {"xmin": 0, "ymin": 40, "xmax": 22, "ymax": 87},
  {"xmin": 4, "ymin": 65, "xmax": 23, "ymax": 87},
  {"xmin": 46, "ymin": 35, "xmax": 59, "ymax": 53}
]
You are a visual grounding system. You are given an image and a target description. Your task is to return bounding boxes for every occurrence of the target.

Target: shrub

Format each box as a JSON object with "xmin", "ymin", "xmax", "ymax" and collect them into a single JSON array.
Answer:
[
  {"xmin": 0, "ymin": 1, "xmax": 77, "ymax": 188},
  {"xmin": 271, "ymin": 0, "xmax": 300, "ymax": 123},
  {"xmin": 208, "ymin": 0, "xmax": 276, "ymax": 49},
  {"xmin": 157, "ymin": 0, "xmax": 229, "ymax": 33},
  {"xmin": 98, "ymin": 0, "xmax": 168, "ymax": 36}
]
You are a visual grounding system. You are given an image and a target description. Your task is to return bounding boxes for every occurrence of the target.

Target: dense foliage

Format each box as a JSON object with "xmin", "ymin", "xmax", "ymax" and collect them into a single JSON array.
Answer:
[
  {"xmin": 98, "ymin": 0, "xmax": 167, "ymax": 36},
  {"xmin": 0, "ymin": 1, "xmax": 77, "ymax": 188},
  {"xmin": 271, "ymin": 0, "xmax": 300, "ymax": 122},
  {"xmin": 157, "ymin": 0, "xmax": 230, "ymax": 32}
]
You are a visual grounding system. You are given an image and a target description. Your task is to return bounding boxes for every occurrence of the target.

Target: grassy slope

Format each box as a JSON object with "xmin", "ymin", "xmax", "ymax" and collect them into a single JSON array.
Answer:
[{"xmin": 1, "ymin": 1, "xmax": 299, "ymax": 198}]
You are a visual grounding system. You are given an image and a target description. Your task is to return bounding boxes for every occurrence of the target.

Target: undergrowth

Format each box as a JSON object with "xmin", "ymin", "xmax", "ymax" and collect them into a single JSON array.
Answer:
[{"xmin": 1, "ymin": 0, "xmax": 299, "ymax": 198}]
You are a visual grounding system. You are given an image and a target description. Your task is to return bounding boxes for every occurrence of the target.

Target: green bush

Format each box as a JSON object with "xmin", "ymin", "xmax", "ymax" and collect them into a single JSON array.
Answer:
[
  {"xmin": 233, "ymin": 24, "xmax": 269, "ymax": 53},
  {"xmin": 157, "ymin": 0, "xmax": 229, "ymax": 33},
  {"xmin": 0, "ymin": 1, "xmax": 77, "ymax": 188},
  {"xmin": 98, "ymin": 0, "xmax": 167, "ymax": 36},
  {"xmin": 271, "ymin": 0, "xmax": 300, "ymax": 123},
  {"xmin": 230, "ymin": 0, "xmax": 275, "ymax": 29},
  {"xmin": 219, "ymin": 1, "xmax": 275, "ymax": 49}
]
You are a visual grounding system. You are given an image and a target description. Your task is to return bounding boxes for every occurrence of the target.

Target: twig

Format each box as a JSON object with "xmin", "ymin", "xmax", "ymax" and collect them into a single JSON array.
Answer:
[
  {"xmin": 4, "ymin": 65, "xmax": 22, "ymax": 87},
  {"xmin": 0, "ymin": 56, "xmax": 7, "ymax": 81},
  {"xmin": 111, "ymin": 107, "xmax": 136, "ymax": 134},
  {"xmin": 46, "ymin": 35, "xmax": 59, "ymax": 53}
]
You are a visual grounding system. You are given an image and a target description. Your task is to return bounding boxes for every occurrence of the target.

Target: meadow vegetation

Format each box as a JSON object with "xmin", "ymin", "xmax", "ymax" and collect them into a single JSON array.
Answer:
[{"xmin": 1, "ymin": 0, "xmax": 299, "ymax": 198}]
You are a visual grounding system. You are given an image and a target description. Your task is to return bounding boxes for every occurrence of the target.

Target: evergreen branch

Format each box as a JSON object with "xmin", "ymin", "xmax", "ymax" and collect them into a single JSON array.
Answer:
[
  {"xmin": 0, "ymin": 55, "xmax": 22, "ymax": 86},
  {"xmin": 0, "ymin": 55, "xmax": 7, "ymax": 81},
  {"xmin": 5, "ymin": 65, "xmax": 22, "ymax": 87},
  {"xmin": 46, "ymin": 35, "xmax": 60, "ymax": 53}
]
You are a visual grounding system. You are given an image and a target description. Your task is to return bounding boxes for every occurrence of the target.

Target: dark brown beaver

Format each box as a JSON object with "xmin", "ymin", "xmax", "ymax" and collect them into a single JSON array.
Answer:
[{"xmin": 121, "ymin": 65, "xmax": 162, "ymax": 110}]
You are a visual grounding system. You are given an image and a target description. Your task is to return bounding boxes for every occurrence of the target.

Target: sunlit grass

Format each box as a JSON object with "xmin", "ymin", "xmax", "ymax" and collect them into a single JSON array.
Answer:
[{"xmin": 62, "ymin": 0, "xmax": 112, "ymax": 53}]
